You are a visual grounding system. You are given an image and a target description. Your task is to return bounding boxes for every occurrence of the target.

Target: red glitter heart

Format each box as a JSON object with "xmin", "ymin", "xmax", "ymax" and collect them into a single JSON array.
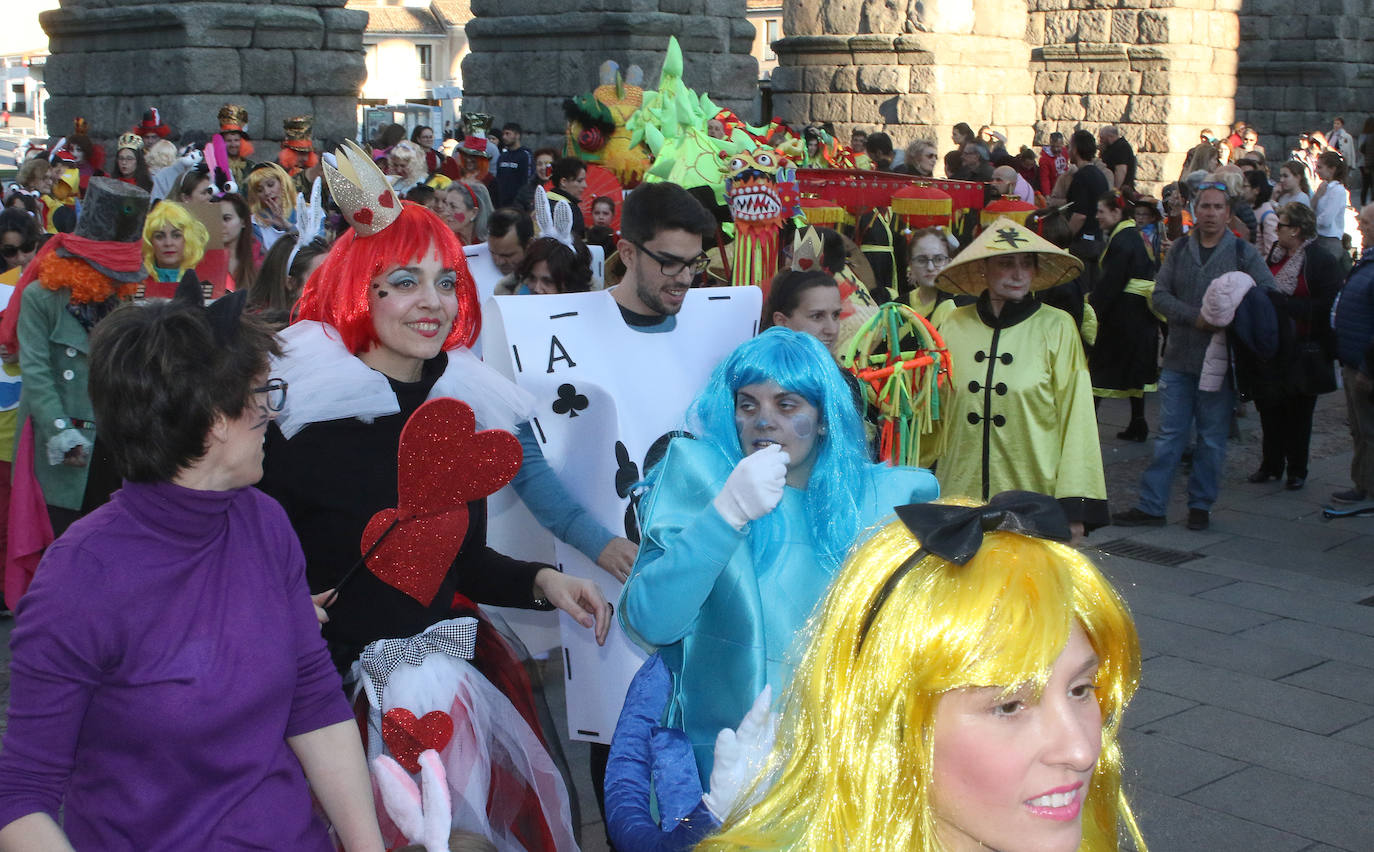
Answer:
[
  {"xmin": 363, "ymin": 398, "xmax": 523, "ymax": 605},
  {"xmin": 382, "ymin": 708, "xmax": 454, "ymax": 773},
  {"xmin": 353, "ymin": 207, "xmax": 374, "ymax": 226},
  {"xmin": 378, "ymin": 191, "xmax": 395, "ymax": 209}
]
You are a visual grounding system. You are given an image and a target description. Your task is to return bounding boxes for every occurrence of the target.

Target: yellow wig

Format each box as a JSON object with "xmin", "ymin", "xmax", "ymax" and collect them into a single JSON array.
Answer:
[
  {"xmin": 142, "ymin": 201, "xmax": 209, "ymax": 277},
  {"xmin": 243, "ymin": 162, "xmax": 296, "ymax": 220},
  {"xmin": 700, "ymin": 515, "xmax": 1145, "ymax": 852}
]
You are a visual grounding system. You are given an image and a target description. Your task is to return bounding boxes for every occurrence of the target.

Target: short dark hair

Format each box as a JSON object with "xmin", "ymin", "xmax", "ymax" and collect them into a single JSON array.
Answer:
[
  {"xmin": 0, "ymin": 206, "xmax": 43, "ymax": 244},
  {"xmin": 502, "ymin": 122, "xmax": 522, "ymax": 134},
  {"xmin": 404, "ymin": 183, "xmax": 435, "ymax": 205},
  {"xmin": 865, "ymin": 132, "xmax": 893, "ymax": 156},
  {"xmin": 619, "ymin": 181, "xmax": 714, "ymax": 244},
  {"xmin": 1070, "ymin": 129, "xmax": 1097, "ymax": 161},
  {"xmin": 88, "ymin": 299, "xmax": 281, "ymax": 482},
  {"xmin": 487, "ymin": 207, "xmax": 533, "ymax": 246},
  {"xmin": 551, "ymin": 156, "xmax": 586, "ymax": 187},
  {"xmin": 591, "ymin": 196, "xmax": 615, "ymax": 212},
  {"xmin": 177, "ymin": 169, "xmax": 211, "ymax": 201},
  {"xmin": 515, "ymin": 236, "xmax": 593, "ymax": 293},
  {"xmin": 762, "ymin": 269, "xmax": 838, "ymax": 328}
]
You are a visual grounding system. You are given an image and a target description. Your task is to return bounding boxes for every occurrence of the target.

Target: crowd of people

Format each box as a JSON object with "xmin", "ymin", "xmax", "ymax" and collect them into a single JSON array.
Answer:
[{"xmin": 0, "ymin": 95, "xmax": 1369, "ymax": 852}]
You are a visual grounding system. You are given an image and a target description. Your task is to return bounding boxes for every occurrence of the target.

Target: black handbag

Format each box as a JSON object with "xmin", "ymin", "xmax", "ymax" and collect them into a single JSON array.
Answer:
[{"xmin": 1290, "ymin": 339, "xmax": 1337, "ymax": 396}]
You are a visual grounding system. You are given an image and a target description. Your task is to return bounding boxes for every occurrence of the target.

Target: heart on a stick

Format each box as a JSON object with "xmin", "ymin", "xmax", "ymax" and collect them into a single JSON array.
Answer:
[
  {"xmin": 362, "ymin": 397, "xmax": 523, "ymax": 605},
  {"xmin": 382, "ymin": 708, "xmax": 454, "ymax": 773}
]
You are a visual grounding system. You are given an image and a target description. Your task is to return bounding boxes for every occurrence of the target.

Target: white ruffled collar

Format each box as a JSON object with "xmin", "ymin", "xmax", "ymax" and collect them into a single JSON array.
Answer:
[{"xmin": 271, "ymin": 321, "xmax": 534, "ymax": 439}]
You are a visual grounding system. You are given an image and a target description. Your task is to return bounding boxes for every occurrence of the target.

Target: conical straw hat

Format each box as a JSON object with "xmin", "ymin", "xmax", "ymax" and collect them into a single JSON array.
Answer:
[{"xmin": 935, "ymin": 217, "xmax": 1083, "ymax": 296}]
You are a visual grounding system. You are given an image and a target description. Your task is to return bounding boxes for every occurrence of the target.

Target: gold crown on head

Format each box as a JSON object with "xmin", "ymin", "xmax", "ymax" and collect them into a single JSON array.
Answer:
[
  {"xmin": 116, "ymin": 132, "xmax": 144, "ymax": 152},
  {"xmin": 283, "ymin": 115, "xmax": 313, "ymax": 141},
  {"xmin": 324, "ymin": 139, "xmax": 402, "ymax": 238}
]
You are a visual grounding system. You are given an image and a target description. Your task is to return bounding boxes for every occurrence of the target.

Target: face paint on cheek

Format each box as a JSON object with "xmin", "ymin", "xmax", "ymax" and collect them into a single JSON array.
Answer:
[{"xmin": 789, "ymin": 413, "xmax": 816, "ymax": 438}]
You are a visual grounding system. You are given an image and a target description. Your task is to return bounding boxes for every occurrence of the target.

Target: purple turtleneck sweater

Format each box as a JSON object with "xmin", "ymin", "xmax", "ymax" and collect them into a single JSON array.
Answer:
[{"xmin": 0, "ymin": 479, "xmax": 351, "ymax": 850}]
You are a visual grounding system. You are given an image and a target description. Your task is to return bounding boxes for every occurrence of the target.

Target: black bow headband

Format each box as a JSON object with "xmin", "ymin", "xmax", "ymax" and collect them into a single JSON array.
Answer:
[{"xmin": 855, "ymin": 491, "xmax": 1071, "ymax": 652}]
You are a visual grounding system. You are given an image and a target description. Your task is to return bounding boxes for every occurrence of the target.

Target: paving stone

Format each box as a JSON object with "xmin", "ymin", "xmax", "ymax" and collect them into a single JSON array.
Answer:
[
  {"xmin": 1124, "ymin": 686, "xmax": 1198, "ymax": 728},
  {"xmin": 1145, "ymin": 705, "xmax": 1374, "ymax": 799},
  {"xmin": 1200, "ymin": 582, "xmax": 1374, "ymax": 637},
  {"xmin": 1133, "ymin": 614, "xmax": 1324, "ymax": 679},
  {"xmin": 1235, "ymin": 619, "xmax": 1374, "ymax": 669},
  {"xmin": 1112, "ymin": 584, "xmax": 1279, "ymax": 635},
  {"xmin": 1198, "ymin": 536, "xmax": 1373, "ymax": 586},
  {"xmin": 1323, "ymin": 535, "xmax": 1374, "ymax": 563},
  {"xmin": 1119, "ymin": 728, "xmax": 1247, "ymax": 796},
  {"xmin": 1208, "ymin": 509, "xmax": 1363, "ymax": 552},
  {"xmin": 1183, "ymin": 555, "xmax": 1372, "ymax": 604},
  {"xmin": 1185, "ymin": 766, "xmax": 1374, "ymax": 851},
  {"xmin": 1334, "ymin": 716, "xmax": 1374, "ymax": 750},
  {"xmin": 1094, "ymin": 554, "xmax": 1235, "ymax": 597},
  {"xmin": 1279, "ymin": 660, "xmax": 1374, "ymax": 705},
  {"xmin": 1125, "ymin": 785, "xmax": 1314, "ymax": 852},
  {"xmin": 1095, "ymin": 520, "xmax": 1237, "ymax": 551},
  {"xmin": 1141, "ymin": 656, "xmax": 1373, "ymax": 735}
]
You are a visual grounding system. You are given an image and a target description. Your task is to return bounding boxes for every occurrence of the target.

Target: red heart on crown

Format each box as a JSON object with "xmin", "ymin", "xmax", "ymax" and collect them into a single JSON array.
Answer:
[
  {"xmin": 379, "ymin": 191, "xmax": 395, "ymax": 209},
  {"xmin": 362, "ymin": 398, "xmax": 523, "ymax": 605},
  {"xmin": 382, "ymin": 708, "xmax": 454, "ymax": 773},
  {"xmin": 797, "ymin": 257, "xmax": 814, "ymax": 270},
  {"xmin": 353, "ymin": 208, "xmax": 374, "ymax": 226}
]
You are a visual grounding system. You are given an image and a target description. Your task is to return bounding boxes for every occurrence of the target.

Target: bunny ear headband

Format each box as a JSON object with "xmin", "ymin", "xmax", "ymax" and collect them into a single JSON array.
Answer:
[{"xmin": 533, "ymin": 184, "xmax": 576, "ymax": 250}]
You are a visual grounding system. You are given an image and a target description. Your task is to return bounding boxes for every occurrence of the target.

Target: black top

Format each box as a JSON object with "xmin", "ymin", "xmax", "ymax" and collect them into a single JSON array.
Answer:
[
  {"xmin": 258, "ymin": 351, "xmax": 548, "ymax": 669},
  {"xmin": 1101, "ymin": 137, "xmax": 1137, "ymax": 189},
  {"xmin": 1067, "ymin": 166, "xmax": 1110, "ymax": 239}
]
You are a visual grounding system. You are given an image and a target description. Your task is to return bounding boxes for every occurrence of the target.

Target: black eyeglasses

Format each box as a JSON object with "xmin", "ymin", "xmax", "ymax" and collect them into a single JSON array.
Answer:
[
  {"xmin": 633, "ymin": 242, "xmax": 710, "ymax": 277},
  {"xmin": 912, "ymin": 254, "xmax": 950, "ymax": 268},
  {"xmin": 0, "ymin": 241, "xmax": 37, "ymax": 258},
  {"xmin": 253, "ymin": 378, "xmax": 288, "ymax": 412}
]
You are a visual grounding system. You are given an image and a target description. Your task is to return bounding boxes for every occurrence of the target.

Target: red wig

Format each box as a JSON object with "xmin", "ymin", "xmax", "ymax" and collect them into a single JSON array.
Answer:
[{"xmin": 294, "ymin": 201, "xmax": 480, "ymax": 354}]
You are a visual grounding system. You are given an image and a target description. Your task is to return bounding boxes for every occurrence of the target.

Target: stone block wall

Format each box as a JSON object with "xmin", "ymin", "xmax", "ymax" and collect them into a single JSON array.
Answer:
[
  {"xmin": 1234, "ymin": 0, "xmax": 1374, "ymax": 160},
  {"xmin": 41, "ymin": 0, "xmax": 366, "ymax": 148},
  {"xmin": 770, "ymin": 0, "xmax": 1035, "ymax": 156},
  {"xmin": 1028, "ymin": 0, "xmax": 1240, "ymax": 189},
  {"xmin": 460, "ymin": 0, "xmax": 758, "ymax": 151}
]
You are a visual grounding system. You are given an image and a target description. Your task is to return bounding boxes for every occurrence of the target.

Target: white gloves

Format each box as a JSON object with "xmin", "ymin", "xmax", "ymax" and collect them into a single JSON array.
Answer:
[
  {"xmin": 703, "ymin": 686, "xmax": 779, "ymax": 822},
  {"xmin": 711, "ymin": 444, "xmax": 789, "ymax": 531}
]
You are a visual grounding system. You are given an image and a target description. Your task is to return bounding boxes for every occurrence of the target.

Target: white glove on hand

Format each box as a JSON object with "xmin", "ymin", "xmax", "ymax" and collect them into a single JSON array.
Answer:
[
  {"xmin": 711, "ymin": 444, "xmax": 789, "ymax": 530},
  {"xmin": 703, "ymin": 686, "xmax": 778, "ymax": 822}
]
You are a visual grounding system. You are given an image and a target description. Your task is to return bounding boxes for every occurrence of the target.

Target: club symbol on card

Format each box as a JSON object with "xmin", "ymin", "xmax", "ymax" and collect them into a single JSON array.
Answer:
[{"xmin": 552, "ymin": 383, "xmax": 589, "ymax": 418}]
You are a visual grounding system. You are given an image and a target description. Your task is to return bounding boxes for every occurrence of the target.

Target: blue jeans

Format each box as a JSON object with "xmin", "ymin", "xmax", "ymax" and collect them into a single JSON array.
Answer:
[{"xmin": 1137, "ymin": 369, "xmax": 1234, "ymax": 515}]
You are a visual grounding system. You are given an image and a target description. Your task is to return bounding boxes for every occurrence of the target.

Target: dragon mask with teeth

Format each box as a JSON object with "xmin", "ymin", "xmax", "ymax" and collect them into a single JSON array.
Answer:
[{"xmin": 722, "ymin": 147, "xmax": 799, "ymax": 292}]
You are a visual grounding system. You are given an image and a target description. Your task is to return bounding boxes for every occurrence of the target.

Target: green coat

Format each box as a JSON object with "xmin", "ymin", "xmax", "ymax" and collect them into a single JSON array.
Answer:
[{"xmin": 16, "ymin": 283, "xmax": 97, "ymax": 510}]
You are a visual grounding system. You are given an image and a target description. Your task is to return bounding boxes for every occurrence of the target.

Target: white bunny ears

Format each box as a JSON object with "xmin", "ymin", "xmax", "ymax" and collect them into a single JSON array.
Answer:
[
  {"xmin": 374, "ymin": 748, "xmax": 452, "ymax": 852},
  {"xmin": 533, "ymin": 185, "xmax": 576, "ymax": 250}
]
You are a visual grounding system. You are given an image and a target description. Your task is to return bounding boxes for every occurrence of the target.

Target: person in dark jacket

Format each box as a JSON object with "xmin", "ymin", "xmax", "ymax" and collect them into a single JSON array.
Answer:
[
  {"xmin": 1247, "ymin": 203, "xmax": 1341, "ymax": 490},
  {"xmin": 1090, "ymin": 191, "xmax": 1159, "ymax": 441},
  {"xmin": 1328, "ymin": 203, "xmax": 1374, "ymax": 504}
]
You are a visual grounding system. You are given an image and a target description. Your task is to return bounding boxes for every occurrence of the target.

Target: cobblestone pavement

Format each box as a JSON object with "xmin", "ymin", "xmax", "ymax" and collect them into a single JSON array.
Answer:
[{"xmin": 3, "ymin": 392, "xmax": 1371, "ymax": 850}]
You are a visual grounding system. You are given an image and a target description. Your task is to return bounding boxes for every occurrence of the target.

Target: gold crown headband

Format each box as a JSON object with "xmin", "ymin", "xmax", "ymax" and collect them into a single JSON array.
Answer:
[{"xmin": 324, "ymin": 139, "xmax": 402, "ymax": 238}]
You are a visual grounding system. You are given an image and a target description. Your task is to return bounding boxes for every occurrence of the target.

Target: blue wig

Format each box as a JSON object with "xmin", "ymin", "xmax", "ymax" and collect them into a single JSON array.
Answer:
[{"xmin": 685, "ymin": 327, "xmax": 876, "ymax": 571}]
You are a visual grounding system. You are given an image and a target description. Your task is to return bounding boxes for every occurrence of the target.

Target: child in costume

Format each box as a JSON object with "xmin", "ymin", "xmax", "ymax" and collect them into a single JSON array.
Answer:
[
  {"xmin": 619, "ymin": 327, "xmax": 939, "ymax": 785},
  {"xmin": 927, "ymin": 217, "xmax": 1109, "ymax": 537},
  {"xmin": 700, "ymin": 491, "xmax": 1146, "ymax": 852}
]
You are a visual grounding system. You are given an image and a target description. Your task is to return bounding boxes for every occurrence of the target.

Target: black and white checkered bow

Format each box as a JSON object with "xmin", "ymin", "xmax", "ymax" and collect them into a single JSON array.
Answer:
[{"xmin": 359, "ymin": 617, "xmax": 479, "ymax": 695}]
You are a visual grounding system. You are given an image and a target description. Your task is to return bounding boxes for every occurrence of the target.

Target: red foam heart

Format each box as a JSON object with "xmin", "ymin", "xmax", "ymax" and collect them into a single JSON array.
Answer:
[
  {"xmin": 378, "ymin": 191, "xmax": 395, "ymax": 209},
  {"xmin": 363, "ymin": 398, "xmax": 523, "ymax": 605},
  {"xmin": 797, "ymin": 257, "xmax": 814, "ymax": 270},
  {"xmin": 353, "ymin": 207, "xmax": 374, "ymax": 225},
  {"xmin": 382, "ymin": 708, "xmax": 453, "ymax": 773}
]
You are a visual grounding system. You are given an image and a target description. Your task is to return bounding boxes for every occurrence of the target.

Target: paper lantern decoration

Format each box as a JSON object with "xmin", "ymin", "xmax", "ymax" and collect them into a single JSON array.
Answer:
[
  {"xmin": 891, "ymin": 184, "xmax": 953, "ymax": 231},
  {"xmin": 799, "ymin": 197, "xmax": 851, "ymax": 228},
  {"xmin": 980, "ymin": 198, "xmax": 1037, "ymax": 228}
]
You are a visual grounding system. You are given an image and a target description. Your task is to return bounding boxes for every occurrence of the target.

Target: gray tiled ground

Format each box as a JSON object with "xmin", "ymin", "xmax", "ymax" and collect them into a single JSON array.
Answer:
[{"xmin": 0, "ymin": 386, "xmax": 1371, "ymax": 850}]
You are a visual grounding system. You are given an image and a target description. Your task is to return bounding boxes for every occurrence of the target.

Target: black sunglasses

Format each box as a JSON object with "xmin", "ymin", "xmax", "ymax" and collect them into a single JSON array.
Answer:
[{"xmin": 1, "ymin": 241, "xmax": 37, "ymax": 258}]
